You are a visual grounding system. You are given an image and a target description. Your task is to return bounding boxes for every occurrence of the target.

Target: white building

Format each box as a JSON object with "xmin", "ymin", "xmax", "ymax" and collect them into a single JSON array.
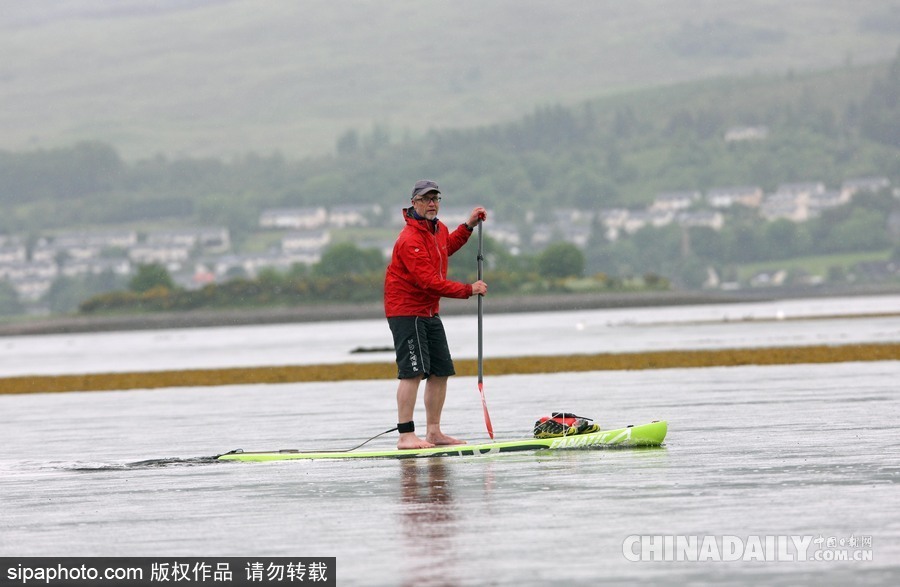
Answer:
[
  {"xmin": 128, "ymin": 244, "xmax": 191, "ymax": 267},
  {"xmin": 706, "ymin": 186, "xmax": 763, "ymax": 208},
  {"xmin": 775, "ymin": 182, "xmax": 825, "ymax": 199},
  {"xmin": 61, "ymin": 258, "xmax": 132, "ymax": 278},
  {"xmin": 651, "ymin": 191, "xmax": 701, "ymax": 212},
  {"xmin": 259, "ymin": 207, "xmax": 328, "ymax": 230},
  {"xmin": 328, "ymin": 204, "xmax": 382, "ymax": 228},
  {"xmin": 0, "ymin": 243, "xmax": 27, "ymax": 263},
  {"xmin": 677, "ymin": 211, "xmax": 725, "ymax": 231},
  {"xmin": 147, "ymin": 227, "xmax": 231, "ymax": 253},
  {"xmin": 624, "ymin": 210, "xmax": 674, "ymax": 234},
  {"xmin": 53, "ymin": 230, "xmax": 138, "ymax": 249},
  {"xmin": 841, "ymin": 177, "xmax": 890, "ymax": 200},
  {"xmin": 213, "ymin": 253, "xmax": 300, "ymax": 279},
  {"xmin": 808, "ymin": 191, "xmax": 844, "ymax": 216},
  {"xmin": 489, "ymin": 223, "xmax": 522, "ymax": 249},
  {"xmin": 8, "ymin": 277, "xmax": 53, "ymax": 302},
  {"xmin": 724, "ymin": 126, "xmax": 769, "ymax": 142},
  {"xmin": 0, "ymin": 261, "xmax": 58, "ymax": 281},
  {"xmin": 281, "ymin": 230, "xmax": 331, "ymax": 253},
  {"xmin": 760, "ymin": 192, "xmax": 808, "ymax": 222}
]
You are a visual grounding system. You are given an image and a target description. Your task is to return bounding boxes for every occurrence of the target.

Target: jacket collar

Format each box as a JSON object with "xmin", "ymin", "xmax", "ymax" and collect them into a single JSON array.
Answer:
[{"xmin": 403, "ymin": 206, "xmax": 438, "ymax": 233}]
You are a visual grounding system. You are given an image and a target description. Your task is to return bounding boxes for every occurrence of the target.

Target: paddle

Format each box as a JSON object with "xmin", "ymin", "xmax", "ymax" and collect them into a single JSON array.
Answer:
[{"xmin": 476, "ymin": 219, "xmax": 494, "ymax": 439}]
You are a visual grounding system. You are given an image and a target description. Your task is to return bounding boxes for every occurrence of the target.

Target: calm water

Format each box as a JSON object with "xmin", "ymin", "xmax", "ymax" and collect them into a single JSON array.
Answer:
[
  {"xmin": 1, "ymin": 295, "xmax": 899, "ymax": 585},
  {"xmin": 2, "ymin": 294, "xmax": 899, "ymax": 377}
]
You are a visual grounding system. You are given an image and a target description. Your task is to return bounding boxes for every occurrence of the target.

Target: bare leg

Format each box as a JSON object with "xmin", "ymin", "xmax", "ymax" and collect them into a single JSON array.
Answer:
[
  {"xmin": 397, "ymin": 377, "xmax": 434, "ymax": 449},
  {"xmin": 424, "ymin": 376, "xmax": 466, "ymax": 445}
]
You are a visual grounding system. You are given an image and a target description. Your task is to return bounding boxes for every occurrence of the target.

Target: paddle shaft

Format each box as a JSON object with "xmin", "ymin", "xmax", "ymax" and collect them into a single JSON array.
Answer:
[
  {"xmin": 476, "ymin": 219, "xmax": 493, "ymax": 439},
  {"xmin": 477, "ymin": 219, "xmax": 484, "ymax": 383}
]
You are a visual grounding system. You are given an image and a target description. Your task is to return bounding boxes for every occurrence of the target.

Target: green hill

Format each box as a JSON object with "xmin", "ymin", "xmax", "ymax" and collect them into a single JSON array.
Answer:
[
  {"xmin": 2, "ymin": 55, "xmax": 898, "ymax": 237},
  {"xmin": 1, "ymin": 0, "xmax": 898, "ymax": 160}
]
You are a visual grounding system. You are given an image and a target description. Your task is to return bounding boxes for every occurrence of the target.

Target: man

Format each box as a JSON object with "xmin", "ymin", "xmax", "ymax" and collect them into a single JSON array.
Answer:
[{"xmin": 384, "ymin": 179, "xmax": 488, "ymax": 449}]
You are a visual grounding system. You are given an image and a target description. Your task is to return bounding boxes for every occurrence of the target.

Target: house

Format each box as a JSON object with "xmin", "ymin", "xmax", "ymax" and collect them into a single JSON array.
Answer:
[
  {"xmin": 1, "ymin": 261, "xmax": 57, "ymax": 301},
  {"xmin": 0, "ymin": 243, "xmax": 26, "ymax": 263},
  {"xmin": 284, "ymin": 249, "xmax": 324, "ymax": 266},
  {"xmin": 128, "ymin": 244, "xmax": 191, "ymax": 268},
  {"xmin": 760, "ymin": 182, "xmax": 826, "ymax": 222},
  {"xmin": 147, "ymin": 227, "xmax": 231, "ymax": 254},
  {"xmin": 259, "ymin": 207, "xmax": 328, "ymax": 230},
  {"xmin": 598, "ymin": 208, "xmax": 630, "ymax": 229},
  {"xmin": 435, "ymin": 207, "xmax": 476, "ymax": 227},
  {"xmin": 624, "ymin": 210, "xmax": 674, "ymax": 234},
  {"xmin": 597, "ymin": 208, "xmax": 630, "ymax": 241},
  {"xmin": 808, "ymin": 191, "xmax": 844, "ymax": 216},
  {"xmin": 760, "ymin": 192, "xmax": 809, "ymax": 222},
  {"xmin": 61, "ymin": 258, "xmax": 131, "ymax": 278},
  {"xmin": 677, "ymin": 211, "xmax": 724, "ymax": 231},
  {"xmin": 281, "ymin": 230, "xmax": 331, "ymax": 253},
  {"xmin": 563, "ymin": 225, "xmax": 593, "ymax": 248},
  {"xmin": 750, "ymin": 269, "xmax": 788, "ymax": 287},
  {"xmin": 328, "ymin": 204, "xmax": 382, "ymax": 228},
  {"xmin": 53, "ymin": 230, "xmax": 138, "ymax": 249},
  {"xmin": 706, "ymin": 186, "xmax": 763, "ymax": 208},
  {"xmin": 32, "ymin": 230, "xmax": 138, "ymax": 263},
  {"xmin": 0, "ymin": 261, "xmax": 58, "ymax": 281},
  {"xmin": 530, "ymin": 225, "xmax": 559, "ymax": 247},
  {"xmin": 553, "ymin": 208, "xmax": 595, "ymax": 225},
  {"xmin": 212, "ymin": 253, "xmax": 299, "ymax": 279},
  {"xmin": 8, "ymin": 276, "xmax": 53, "ymax": 302},
  {"xmin": 489, "ymin": 223, "xmax": 522, "ymax": 249},
  {"xmin": 724, "ymin": 126, "xmax": 769, "ymax": 142},
  {"xmin": 775, "ymin": 182, "xmax": 825, "ymax": 199},
  {"xmin": 852, "ymin": 260, "xmax": 899, "ymax": 282},
  {"xmin": 841, "ymin": 177, "xmax": 890, "ymax": 201},
  {"xmin": 651, "ymin": 191, "xmax": 701, "ymax": 212}
]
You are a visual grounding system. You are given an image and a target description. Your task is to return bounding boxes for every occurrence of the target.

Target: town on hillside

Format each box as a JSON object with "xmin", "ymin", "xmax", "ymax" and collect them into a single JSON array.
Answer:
[{"xmin": 0, "ymin": 173, "xmax": 895, "ymax": 306}]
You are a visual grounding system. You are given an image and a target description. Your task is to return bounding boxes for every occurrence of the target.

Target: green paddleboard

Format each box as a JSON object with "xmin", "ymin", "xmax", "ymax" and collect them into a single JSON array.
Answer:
[{"xmin": 217, "ymin": 420, "xmax": 667, "ymax": 462}]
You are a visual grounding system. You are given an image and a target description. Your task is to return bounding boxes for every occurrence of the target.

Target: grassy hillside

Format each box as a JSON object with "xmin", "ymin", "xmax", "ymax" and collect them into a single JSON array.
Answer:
[
  {"xmin": 2, "ymin": 57, "xmax": 897, "ymax": 238},
  {"xmin": 1, "ymin": 0, "xmax": 898, "ymax": 160}
]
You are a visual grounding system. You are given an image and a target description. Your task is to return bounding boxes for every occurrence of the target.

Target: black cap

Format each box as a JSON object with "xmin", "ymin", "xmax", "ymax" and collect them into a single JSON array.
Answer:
[{"xmin": 411, "ymin": 179, "xmax": 441, "ymax": 199}]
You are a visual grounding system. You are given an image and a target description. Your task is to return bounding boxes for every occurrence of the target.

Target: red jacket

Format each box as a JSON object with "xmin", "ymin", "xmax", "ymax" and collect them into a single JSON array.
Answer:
[{"xmin": 384, "ymin": 208, "xmax": 474, "ymax": 317}]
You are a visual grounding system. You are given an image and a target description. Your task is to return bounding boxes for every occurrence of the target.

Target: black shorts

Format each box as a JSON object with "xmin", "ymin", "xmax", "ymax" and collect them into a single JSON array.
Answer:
[{"xmin": 388, "ymin": 315, "xmax": 456, "ymax": 379}]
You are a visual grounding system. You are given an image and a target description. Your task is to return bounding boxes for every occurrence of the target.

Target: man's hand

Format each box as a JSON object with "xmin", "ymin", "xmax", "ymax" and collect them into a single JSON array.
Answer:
[
  {"xmin": 471, "ymin": 280, "xmax": 488, "ymax": 296},
  {"xmin": 466, "ymin": 207, "xmax": 487, "ymax": 229}
]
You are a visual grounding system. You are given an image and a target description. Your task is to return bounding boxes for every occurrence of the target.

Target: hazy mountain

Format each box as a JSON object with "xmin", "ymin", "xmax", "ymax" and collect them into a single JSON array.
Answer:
[{"xmin": 1, "ymin": 0, "xmax": 898, "ymax": 160}]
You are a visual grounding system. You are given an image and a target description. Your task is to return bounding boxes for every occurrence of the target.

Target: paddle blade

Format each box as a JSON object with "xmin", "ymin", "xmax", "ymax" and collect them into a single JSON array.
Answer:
[{"xmin": 478, "ymin": 381, "xmax": 494, "ymax": 439}]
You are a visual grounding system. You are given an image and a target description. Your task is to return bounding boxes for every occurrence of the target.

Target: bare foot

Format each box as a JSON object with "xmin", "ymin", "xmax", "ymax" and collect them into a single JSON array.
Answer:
[
  {"xmin": 426, "ymin": 432, "xmax": 467, "ymax": 446},
  {"xmin": 397, "ymin": 433, "xmax": 435, "ymax": 450}
]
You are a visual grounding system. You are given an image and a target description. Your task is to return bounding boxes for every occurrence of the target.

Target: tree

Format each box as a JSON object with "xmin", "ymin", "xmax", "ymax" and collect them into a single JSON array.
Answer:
[
  {"xmin": 0, "ymin": 280, "xmax": 23, "ymax": 316},
  {"xmin": 764, "ymin": 219, "xmax": 801, "ymax": 259},
  {"xmin": 313, "ymin": 242, "xmax": 384, "ymax": 277},
  {"xmin": 859, "ymin": 48, "xmax": 900, "ymax": 148},
  {"xmin": 830, "ymin": 208, "xmax": 889, "ymax": 252},
  {"xmin": 538, "ymin": 242, "xmax": 585, "ymax": 279},
  {"xmin": 43, "ymin": 271, "xmax": 126, "ymax": 314},
  {"xmin": 336, "ymin": 129, "xmax": 360, "ymax": 156},
  {"xmin": 129, "ymin": 264, "xmax": 175, "ymax": 293}
]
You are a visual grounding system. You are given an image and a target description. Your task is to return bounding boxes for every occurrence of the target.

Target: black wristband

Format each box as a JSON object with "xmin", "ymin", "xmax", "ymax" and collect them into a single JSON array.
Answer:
[
  {"xmin": 397, "ymin": 421, "xmax": 415, "ymax": 434},
  {"xmin": 462, "ymin": 223, "xmax": 473, "ymax": 232}
]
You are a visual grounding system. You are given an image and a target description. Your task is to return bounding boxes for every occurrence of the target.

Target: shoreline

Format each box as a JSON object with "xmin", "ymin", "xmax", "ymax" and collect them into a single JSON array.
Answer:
[
  {"xmin": 3, "ymin": 342, "xmax": 898, "ymax": 395},
  {"xmin": 1, "ymin": 284, "xmax": 898, "ymax": 337}
]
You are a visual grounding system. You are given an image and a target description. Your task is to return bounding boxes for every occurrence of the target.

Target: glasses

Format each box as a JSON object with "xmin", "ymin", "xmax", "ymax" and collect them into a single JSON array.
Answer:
[{"xmin": 414, "ymin": 195, "xmax": 441, "ymax": 203}]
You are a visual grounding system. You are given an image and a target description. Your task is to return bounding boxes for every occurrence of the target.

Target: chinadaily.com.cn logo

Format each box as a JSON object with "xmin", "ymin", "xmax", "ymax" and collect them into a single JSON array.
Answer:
[{"xmin": 622, "ymin": 535, "xmax": 873, "ymax": 562}]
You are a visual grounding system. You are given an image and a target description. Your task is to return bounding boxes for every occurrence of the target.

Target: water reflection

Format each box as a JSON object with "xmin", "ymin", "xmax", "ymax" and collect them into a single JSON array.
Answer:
[{"xmin": 398, "ymin": 459, "xmax": 459, "ymax": 586}]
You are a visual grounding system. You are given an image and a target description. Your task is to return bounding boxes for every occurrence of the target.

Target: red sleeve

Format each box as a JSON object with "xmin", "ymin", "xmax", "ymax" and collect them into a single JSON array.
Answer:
[
  {"xmin": 397, "ymin": 237, "xmax": 472, "ymax": 299},
  {"xmin": 446, "ymin": 223, "xmax": 473, "ymax": 256}
]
